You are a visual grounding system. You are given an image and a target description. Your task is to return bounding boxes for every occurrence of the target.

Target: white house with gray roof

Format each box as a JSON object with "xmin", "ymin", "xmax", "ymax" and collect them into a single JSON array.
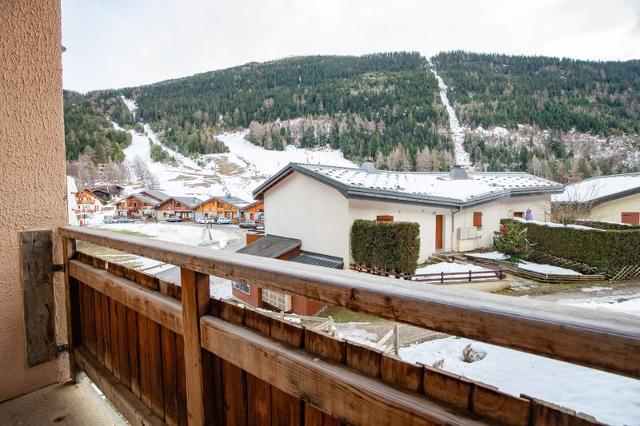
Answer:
[
  {"xmin": 552, "ymin": 173, "xmax": 640, "ymax": 224},
  {"xmin": 253, "ymin": 163, "xmax": 563, "ymax": 265}
]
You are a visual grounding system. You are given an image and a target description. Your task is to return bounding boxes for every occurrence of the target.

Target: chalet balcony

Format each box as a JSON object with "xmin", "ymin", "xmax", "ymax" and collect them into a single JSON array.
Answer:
[{"xmin": 3, "ymin": 225, "xmax": 638, "ymax": 425}]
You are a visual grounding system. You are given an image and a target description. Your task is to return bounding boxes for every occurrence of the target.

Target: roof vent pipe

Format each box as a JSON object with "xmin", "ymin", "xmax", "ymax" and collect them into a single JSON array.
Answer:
[{"xmin": 360, "ymin": 161, "xmax": 376, "ymax": 172}]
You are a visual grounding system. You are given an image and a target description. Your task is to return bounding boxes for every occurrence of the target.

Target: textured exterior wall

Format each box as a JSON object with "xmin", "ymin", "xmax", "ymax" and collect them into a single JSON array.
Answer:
[
  {"xmin": 264, "ymin": 172, "xmax": 351, "ymax": 264},
  {"xmin": 590, "ymin": 193, "xmax": 640, "ymax": 223},
  {"xmin": 0, "ymin": 0, "xmax": 68, "ymax": 401}
]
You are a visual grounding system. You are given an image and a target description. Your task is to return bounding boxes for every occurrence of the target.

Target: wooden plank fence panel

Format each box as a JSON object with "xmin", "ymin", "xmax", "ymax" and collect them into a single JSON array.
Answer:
[
  {"xmin": 147, "ymin": 318, "xmax": 165, "ymax": 418},
  {"xmin": 117, "ymin": 303, "xmax": 131, "ymax": 388},
  {"xmin": 127, "ymin": 308, "xmax": 141, "ymax": 398},
  {"xmin": 222, "ymin": 361, "xmax": 248, "ymax": 425},
  {"xmin": 110, "ymin": 297, "xmax": 121, "ymax": 380},
  {"xmin": 247, "ymin": 374, "xmax": 272, "ymax": 426},
  {"xmin": 162, "ymin": 327, "xmax": 179, "ymax": 425},
  {"xmin": 175, "ymin": 336, "xmax": 189, "ymax": 426},
  {"xmin": 380, "ymin": 354, "xmax": 423, "ymax": 393},
  {"xmin": 101, "ymin": 293, "xmax": 113, "ymax": 372},
  {"xmin": 270, "ymin": 386, "xmax": 301, "ymax": 426},
  {"xmin": 472, "ymin": 385, "xmax": 530, "ymax": 426},
  {"xmin": 138, "ymin": 314, "xmax": 151, "ymax": 408}
]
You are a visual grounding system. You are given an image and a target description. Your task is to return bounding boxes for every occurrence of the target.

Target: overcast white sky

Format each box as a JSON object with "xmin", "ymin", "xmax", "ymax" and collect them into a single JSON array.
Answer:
[{"xmin": 62, "ymin": 0, "xmax": 640, "ymax": 92}]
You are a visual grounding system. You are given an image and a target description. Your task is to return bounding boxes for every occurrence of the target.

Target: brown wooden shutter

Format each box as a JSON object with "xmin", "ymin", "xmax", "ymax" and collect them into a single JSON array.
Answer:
[
  {"xmin": 473, "ymin": 212, "xmax": 483, "ymax": 228},
  {"xmin": 376, "ymin": 215, "xmax": 394, "ymax": 222},
  {"xmin": 513, "ymin": 211, "xmax": 524, "ymax": 218}
]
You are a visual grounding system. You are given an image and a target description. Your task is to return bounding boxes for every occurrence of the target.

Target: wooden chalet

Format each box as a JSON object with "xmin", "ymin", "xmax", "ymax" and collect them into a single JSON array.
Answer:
[
  {"xmin": 240, "ymin": 200, "xmax": 264, "ymax": 222},
  {"xmin": 233, "ymin": 234, "xmax": 343, "ymax": 315},
  {"xmin": 75, "ymin": 188, "xmax": 102, "ymax": 213},
  {"xmin": 194, "ymin": 195, "xmax": 250, "ymax": 222},
  {"xmin": 115, "ymin": 189, "xmax": 169, "ymax": 219},
  {"xmin": 156, "ymin": 196, "xmax": 202, "ymax": 221},
  {"xmin": 91, "ymin": 185, "xmax": 124, "ymax": 201}
]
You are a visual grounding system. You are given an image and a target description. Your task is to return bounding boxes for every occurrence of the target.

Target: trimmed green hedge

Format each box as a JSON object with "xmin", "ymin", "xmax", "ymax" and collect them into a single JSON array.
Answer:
[
  {"xmin": 351, "ymin": 219, "xmax": 420, "ymax": 274},
  {"xmin": 501, "ymin": 219, "xmax": 640, "ymax": 272},
  {"xmin": 574, "ymin": 220, "xmax": 640, "ymax": 231}
]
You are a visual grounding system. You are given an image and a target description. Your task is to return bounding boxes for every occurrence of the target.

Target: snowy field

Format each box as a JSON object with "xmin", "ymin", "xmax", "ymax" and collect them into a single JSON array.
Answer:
[
  {"xmin": 119, "ymin": 98, "xmax": 356, "ymax": 201},
  {"xmin": 400, "ymin": 335, "xmax": 640, "ymax": 425}
]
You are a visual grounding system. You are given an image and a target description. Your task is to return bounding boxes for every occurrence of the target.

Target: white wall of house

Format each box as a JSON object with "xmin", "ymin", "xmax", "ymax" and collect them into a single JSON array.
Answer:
[
  {"xmin": 348, "ymin": 199, "xmax": 453, "ymax": 263},
  {"xmin": 589, "ymin": 193, "xmax": 640, "ymax": 223},
  {"xmin": 264, "ymin": 172, "xmax": 351, "ymax": 263},
  {"xmin": 263, "ymin": 171, "xmax": 554, "ymax": 267}
]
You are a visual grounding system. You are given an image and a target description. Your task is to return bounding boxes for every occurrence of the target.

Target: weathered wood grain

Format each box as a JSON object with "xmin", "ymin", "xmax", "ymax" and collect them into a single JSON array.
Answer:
[
  {"xmin": 180, "ymin": 268, "xmax": 210, "ymax": 426},
  {"xmin": 69, "ymin": 260, "xmax": 183, "ymax": 335},
  {"xmin": 201, "ymin": 316, "xmax": 482, "ymax": 425},
  {"xmin": 61, "ymin": 226, "xmax": 640, "ymax": 379}
]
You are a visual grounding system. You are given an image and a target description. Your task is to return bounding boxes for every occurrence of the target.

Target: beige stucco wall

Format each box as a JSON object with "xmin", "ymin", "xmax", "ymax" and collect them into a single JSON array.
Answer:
[
  {"xmin": 264, "ymin": 172, "xmax": 351, "ymax": 263},
  {"xmin": 589, "ymin": 193, "xmax": 640, "ymax": 223},
  {"xmin": 0, "ymin": 0, "xmax": 68, "ymax": 401},
  {"xmin": 263, "ymin": 171, "xmax": 553, "ymax": 265}
]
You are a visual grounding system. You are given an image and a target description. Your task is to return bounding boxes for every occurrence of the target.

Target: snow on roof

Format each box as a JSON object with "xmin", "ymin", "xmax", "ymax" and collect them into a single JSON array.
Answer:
[
  {"xmin": 255, "ymin": 163, "xmax": 563, "ymax": 207},
  {"xmin": 170, "ymin": 196, "xmax": 203, "ymax": 209},
  {"xmin": 218, "ymin": 196, "xmax": 250, "ymax": 207},
  {"xmin": 552, "ymin": 173, "xmax": 640, "ymax": 204}
]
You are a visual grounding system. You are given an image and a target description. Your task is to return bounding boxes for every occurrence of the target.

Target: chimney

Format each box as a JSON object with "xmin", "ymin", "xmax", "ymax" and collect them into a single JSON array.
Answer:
[
  {"xmin": 360, "ymin": 161, "xmax": 375, "ymax": 172},
  {"xmin": 448, "ymin": 165, "xmax": 470, "ymax": 180}
]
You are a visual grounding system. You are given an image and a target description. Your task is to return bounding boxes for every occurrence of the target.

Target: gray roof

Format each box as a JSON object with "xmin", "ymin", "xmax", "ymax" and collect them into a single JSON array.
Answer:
[
  {"xmin": 253, "ymin": 163, "xmax": 564, "ymax": 208},
  {"xmin": 130, "ymin": 192, "xmax": 164, "ymax": 206},
  {"xmin": 195, "ymin": 195, "xmax": 251, "ymax": 209},
  {"xmin": 552, "ymin": 172, "xmax": 640, "ymax": 206},
  {"xmin": 290, "ymin": 251, "xmax": 343, "ymax": 269},
  {"xmin": 141, "ymin": 189, "xmax": 170, "ymax": 202},
  {"xmin": 170, "ymin": 196, "xmax": 203, "ymax": 209},
  {"xmin": 236, "ymin": 235, "xmax": 301, "ymax": 258}
]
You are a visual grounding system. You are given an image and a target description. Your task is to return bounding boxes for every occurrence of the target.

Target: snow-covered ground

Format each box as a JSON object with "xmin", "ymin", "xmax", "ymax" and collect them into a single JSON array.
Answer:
[
  {"xmin": 119, "ymin": 98, "xmax": 356, "ymax": 201},
  {"xmin": 429, "ymin": 66, "xmax": 471, "ymax": 167},
  {"xmin": 560, "ymin": 292, "xmax": 640, "ymax": 316},
  {"xmin": 96, "ymin": 222, "xmax": 238, "ymax": 249},
  {"xmin": 412, "ymin": 262, "xmax": 496, "ymax": 282},
  {"xmin": 466, "ymin": 251, "xmax": 582, "ymax": 276},
  {"xmin": 400, "ymin": 336, "xmax": 640, "ymax": 425}
]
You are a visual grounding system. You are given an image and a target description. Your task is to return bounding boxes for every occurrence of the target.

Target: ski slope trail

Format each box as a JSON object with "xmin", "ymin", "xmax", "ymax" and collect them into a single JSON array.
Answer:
[
  {"xmin": 120, "ymin": 98, "xmax": 356, "ymax": 201},
  {"xmin": 429, "ymin": 65, "xmax": 471, "ymax": 167}
]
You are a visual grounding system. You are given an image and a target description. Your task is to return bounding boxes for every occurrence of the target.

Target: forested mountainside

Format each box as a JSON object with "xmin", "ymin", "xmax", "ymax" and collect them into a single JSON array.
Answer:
[
  {"xmin": 121, "ymin": 52, "xmax": 455, "ymax": 169},
  {"xmin": 64, "ymin": 51, "xmax": 639, "ymax": 183},
  {"xmin": 433, "ymin": 51, "xmax": 640, "ymax": 135},
  {"xmin": 63, "ymin": 90, "xmax": 135, "ymax": 162},
  {"xmin": 432, "ymin": 51, "xmax": 640, "ymax": 180}
]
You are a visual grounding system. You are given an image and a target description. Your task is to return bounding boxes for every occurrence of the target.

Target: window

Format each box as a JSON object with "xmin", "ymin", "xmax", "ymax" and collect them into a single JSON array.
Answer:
[
  {"xmin": 232, "ymin": 281, "xmax": 251, "ymax": 294},
  {"xmin": 621, "ymin": 212, "xmax": 640, "ymax": 225},
  {"xmin": 513, "ymin": 211, "xmax": 524, "ymax": 218},
  {"xmin": 262, "ymin": 289, "xmax": 291, "ymax": 311},
  {"xmin": 376, "ymin": 215, "xmax": 394, "ymax": 222},
  {"xmin": 473, "ymin": 212, "xmax": 483, "ymax": 229}
]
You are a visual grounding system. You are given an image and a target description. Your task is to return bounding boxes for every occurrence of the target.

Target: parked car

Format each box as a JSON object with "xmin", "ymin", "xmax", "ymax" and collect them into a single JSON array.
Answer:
[
  {"xmin": 197, "ymin": 217, "xmax": 216, "ymax": 224},
  {"xmin": 167, "ymin": 216, "xmax": 183, "ymax": 222},
  {"xmin": 239, "ymin": 220, "xmax": 257, "ymax": 229},
  {"xmin": 117, "ymin": 217, "xmax": 134, "ymax": 223},
  {"xmin": 103, "ymin": 216, "xmax": 116, "ymax": 224},
  {"xmin": 217, "ymin": 217, "xmax": 232, "ymax": 224}
]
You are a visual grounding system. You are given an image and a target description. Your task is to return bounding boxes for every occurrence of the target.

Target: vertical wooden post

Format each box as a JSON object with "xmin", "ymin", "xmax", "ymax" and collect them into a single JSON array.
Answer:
[
  {"xmin": 62, "ymin": 237, "xmax": 77, "ymax": 381},
  {"xmin": 393, "ymin": 324, "xmax": 400, "ymax": 356},
  {"xmin": 180, "ymin": 267, "xmax": 210, "ymax": 426}
]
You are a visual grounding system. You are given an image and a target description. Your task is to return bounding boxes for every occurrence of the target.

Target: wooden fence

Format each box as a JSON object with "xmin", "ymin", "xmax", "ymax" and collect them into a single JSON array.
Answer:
[
  {"xmin": 411, "ymin": 268, "xmax": 505, "ymax": 283},
  {"xmin": 60, "ymin": 226, "xmax": 640, "ymax": 425}
]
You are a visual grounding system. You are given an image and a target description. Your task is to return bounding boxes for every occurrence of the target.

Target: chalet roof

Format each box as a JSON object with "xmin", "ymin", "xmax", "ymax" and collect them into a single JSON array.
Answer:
[
  {"xmin": 290, "ymin": 251, "xmax": 343, "ymax": 269},
  {"xmin": 236, "ymin": 235, "xmax": 301, "ymax": 259},
  {"xmin": 158, "ymin": 196, "xmax": 203, "ymax": 209},
  {"xmin": 253, "ymin": 163, "xmax": 564, "ymax": 208},
  {"xmin": 552, "ymin": 173, "xmax": 640, "ymax": 205},
  {"xmin": 129, "ymin": 192, "xmax": 163, "ymax": 205},
  {"xmin": 140, "ymin": 189, "xmax": 170, "ymax": 203},
  {"xmin": 196, "ymin": 195, "xmax": 251, "ymax": 209}
]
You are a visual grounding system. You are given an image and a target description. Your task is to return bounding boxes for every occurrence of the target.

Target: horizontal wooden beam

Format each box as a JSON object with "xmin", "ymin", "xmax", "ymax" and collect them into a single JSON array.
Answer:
[
  {"xmin": 69, "ymin": 260, "xmax": 183, "ymax": 335},
  {"xmin": 200, "ymin": 316, "xmax": 482, "ymax": 426},
  {"xmin": 74, "ymin": 347, "xmax": 164, "ymax": 426},
  {"xmin": 61, "ymin": 226, "xmax": 640, "ymax": 379}
]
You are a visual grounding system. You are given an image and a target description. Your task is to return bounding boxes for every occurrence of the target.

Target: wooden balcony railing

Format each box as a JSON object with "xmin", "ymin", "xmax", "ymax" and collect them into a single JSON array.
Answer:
[{"xmin": 59, "ymin": 225, "xmax": 640, "ymax": 425}]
